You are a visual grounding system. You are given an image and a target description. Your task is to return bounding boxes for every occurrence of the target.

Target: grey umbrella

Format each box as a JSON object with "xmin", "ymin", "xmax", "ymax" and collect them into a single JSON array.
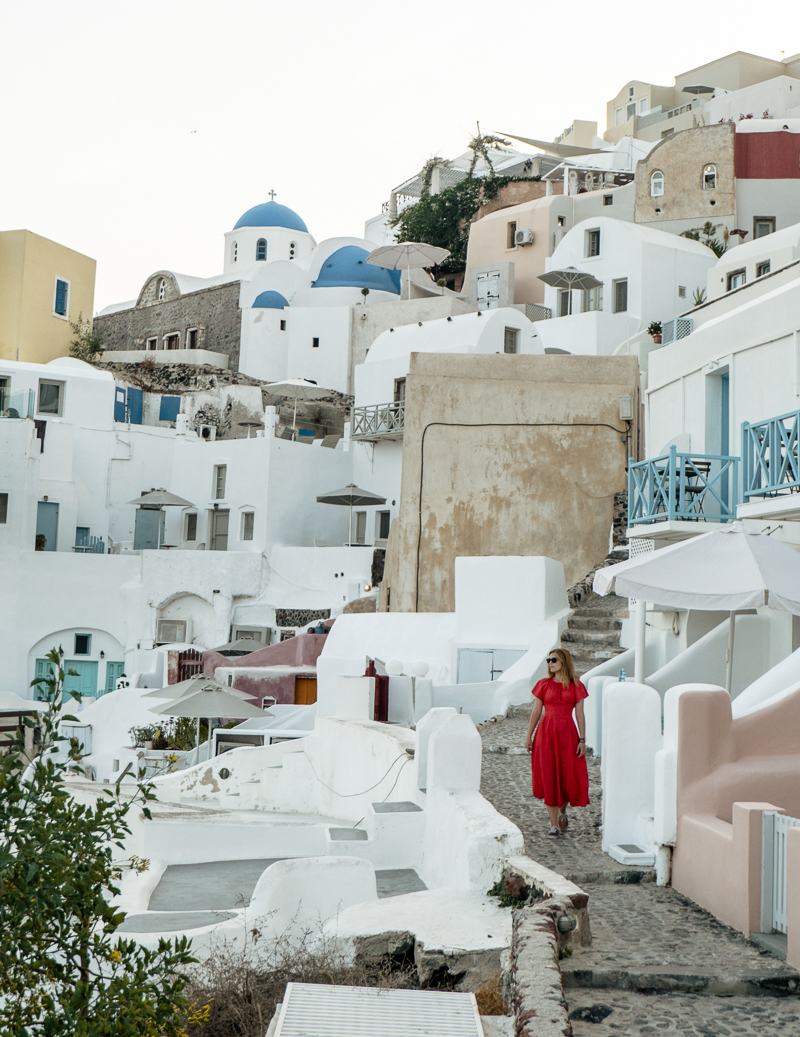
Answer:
[
  {"xmin": 142, "ymin": 675, "xmax": 257, "ymax": 701},
  {"xmin": 151, "ymin": 680, "xmax": 269, "ymax": 762},
  {"xmin": 316, "ymin": 483, "xmax": 387, "ymax": 546},
  {"xmin": 126, "ymin": 489, "xmax": 195, "ymax": 550},
  {"xmin": 538, "ymin": 266, "xmax": 603, "ymax": 315},
  {"xmin": 265, "ymin": 378, "xmax": 335, "ymax": 430},
  {"xmin": 212, "ymin": 639, "xmax": 265, "ymax": 657}
]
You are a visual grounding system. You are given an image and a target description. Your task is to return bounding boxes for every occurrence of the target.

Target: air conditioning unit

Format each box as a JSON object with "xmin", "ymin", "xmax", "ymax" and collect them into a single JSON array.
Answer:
[
  {"xmin": 514, "ymin": 228, "xmax": 535, "ymax": 246},
  {"xmin": 198, "ymin": 425, "xmax": 216, "ymax": 442},
  {"xmin": 156, "ymin": 619, "xmax": 189, "ymax": 645},
  {"xmin": 232, "ymin": 626, "xmax": 270, "ymax": 645}
]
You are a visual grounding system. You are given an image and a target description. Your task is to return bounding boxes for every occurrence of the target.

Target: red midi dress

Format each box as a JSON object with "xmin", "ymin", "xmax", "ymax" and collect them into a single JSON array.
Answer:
[{"xmin": 530, "ymin": 677, "xmax": 590, "ymax": 808}]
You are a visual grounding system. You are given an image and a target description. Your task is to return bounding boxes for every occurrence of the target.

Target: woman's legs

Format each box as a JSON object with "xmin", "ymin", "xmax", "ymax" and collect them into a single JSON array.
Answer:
[{"xmin": 546, "ymin": 803, "xmax": 560, "ymax": 828}]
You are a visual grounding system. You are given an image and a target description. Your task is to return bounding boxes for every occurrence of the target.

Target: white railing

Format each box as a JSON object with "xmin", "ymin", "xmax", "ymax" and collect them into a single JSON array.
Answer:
[
  {"xmin": 761, "ymin": 811, "xmax": 800, "ymax": 934},
  {"xmin": 351, "ymin": 401, "xmax": 405, "ymax": 440}
]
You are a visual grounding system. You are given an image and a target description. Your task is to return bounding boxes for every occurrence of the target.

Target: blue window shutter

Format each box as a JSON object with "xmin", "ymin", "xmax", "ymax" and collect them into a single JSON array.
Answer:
[
  {"xmin": 159, "ymin": 395, "xmax": 181, "ymax": 422},
  {"xmin": 55, "ymin": 279, "xmax": 68, "ymax": 315}
]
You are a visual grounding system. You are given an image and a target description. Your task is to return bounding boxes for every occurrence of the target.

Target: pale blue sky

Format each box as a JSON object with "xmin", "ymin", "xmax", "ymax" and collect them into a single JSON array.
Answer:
[{"xmin": 0, "ymin": 0, "xmax": 794, "ymax": 309}]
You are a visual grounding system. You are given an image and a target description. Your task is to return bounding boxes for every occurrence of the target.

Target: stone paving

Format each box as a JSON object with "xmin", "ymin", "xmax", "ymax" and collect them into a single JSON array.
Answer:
[{"xmin": 479, "ymin": 707, "xmax": 800, "ymax": 1035}]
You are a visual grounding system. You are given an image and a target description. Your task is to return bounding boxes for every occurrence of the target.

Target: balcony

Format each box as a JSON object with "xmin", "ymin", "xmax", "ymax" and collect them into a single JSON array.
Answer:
[
  {"xmin": 739, "ymin": 409, "xmax": 800, "ymax": 522},
  {"xmin": 0, "ymin": 389, "xmax": 35, "ymax": 419},
  {"xmin": 351, "ymin": 401, "xmax": 405, "ymax": 442},
  {"xmin": 628, "ymin": 446, "xmax": 739, "ymax": 543}
]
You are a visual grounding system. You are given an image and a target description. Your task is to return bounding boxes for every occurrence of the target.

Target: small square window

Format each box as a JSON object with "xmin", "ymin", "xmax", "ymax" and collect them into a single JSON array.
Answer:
[
  {"xmin": 503, "ymin": 327, "xmax": 519, "ymax": 354},
  {"xmin": 613, "ymin": 279, "xmax": 628, "ymax": 313},
  {"xmin": 603, "ymin": 194, "xmax": 613, "ymax": 206},
  {"xmin": 754, "ymin": 217, "xmax": 775, "ymax": 238},
  {"xmin": 146, "ymin": 337, "xmax": 158, "ymax": 351},
  {"xmin": 185, "ymin": 513, "xmax": 197, "ymax": 541},
  {"xmin": 757, "ymin": 261, "xmax": 771, "ymax": 277},
  {"xmin": 74, "ymin": 633, "xmax": 91, "ymax": 656},
  {"xmin": 628, "ymin": 86, "xmax": 635, "ymax": 99},
  {"xmin": 53, "ymin": 278, "xmax": 70, "ymax": 318},
  {"xmin": 280, "ymin": 320, "xmax": 286, "ymax": 331},
  {"xmin": 678, "ymin": 286, "xmax": 687, "ymax": 298},
  {"xmin": 586, "ymin": 229, "xmax": 601, "ymax": 258},
  {"xmin": 507, "ymin": 222, "xmax": 517, "ymax": 249},
  {"xmin": 38, "ymin": 380, "xmax": 64, "ymax": 416},
  {"xmin": 0, "ymin": 492, "xmax": 7, "ymax": 523},
  {"xmin": 727, "ymin": 269, "xmax": 746, "ymax": 291},
  {"xmin": 242, "ymin": 511, "xmax": 254, "ymax": 541},
  {"xmin": 661, "ymin": 128, "xmax": 674, "ymax": 139},
  {"xmin": 312, "ymin": 337, "xmax": 320, "ymax": 348},
  {"xmin": 557, "ymin": 215, "xmax": 566, "ymax": 228}
]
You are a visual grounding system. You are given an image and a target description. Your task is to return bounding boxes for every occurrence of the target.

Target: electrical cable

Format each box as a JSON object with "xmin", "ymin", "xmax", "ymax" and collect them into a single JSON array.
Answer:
[{"xmin": 303, "ymin": 750, "xmax": 410, "ymax": 799}]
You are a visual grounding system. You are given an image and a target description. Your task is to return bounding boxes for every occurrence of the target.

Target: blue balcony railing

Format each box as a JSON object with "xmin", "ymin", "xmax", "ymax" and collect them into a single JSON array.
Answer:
[
  {"xmin": 742, "ymin": 409, "xmax": 800, "ymax": 500},
  {"xmin": 628, "ymin": 446, "xmax": 739, "ymax": 526}
]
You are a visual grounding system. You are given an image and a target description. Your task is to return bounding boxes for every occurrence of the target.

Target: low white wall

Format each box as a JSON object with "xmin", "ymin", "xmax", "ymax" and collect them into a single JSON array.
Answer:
[{"xmin": 733, "ymin": 645, "xmax": 800, "ymax": 717}]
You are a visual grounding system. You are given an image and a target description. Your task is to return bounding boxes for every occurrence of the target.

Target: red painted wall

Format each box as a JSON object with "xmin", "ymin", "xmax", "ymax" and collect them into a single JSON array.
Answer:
[
  {"xmin": 734, "ymin": 129, "xmax": 800, "ymax": 179},
  {"xmin": 202, "ymin": 632, "xmax": 328, "ymax": 678}
]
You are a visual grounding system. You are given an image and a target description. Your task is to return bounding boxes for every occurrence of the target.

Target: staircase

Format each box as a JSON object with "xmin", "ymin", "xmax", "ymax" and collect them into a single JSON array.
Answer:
[{"xmin": 561, "ymin": 593, "xmax": 628, "ymax": 680}]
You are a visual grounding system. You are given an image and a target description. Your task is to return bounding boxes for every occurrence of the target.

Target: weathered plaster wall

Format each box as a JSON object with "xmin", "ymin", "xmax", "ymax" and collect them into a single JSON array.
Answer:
[
  {"xmin": 94, "ymin": 281, "xmax": 243, "ymax": 371},
  {"xmin": 382, "ymin": 353, "xmax": 639, "ymax": 613}
]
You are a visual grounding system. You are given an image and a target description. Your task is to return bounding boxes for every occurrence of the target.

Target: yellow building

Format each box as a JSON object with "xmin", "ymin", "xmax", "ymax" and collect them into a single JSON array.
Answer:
[{"xmin": 0, "ymin": 230, "xmax": 96, "ymax": 364}]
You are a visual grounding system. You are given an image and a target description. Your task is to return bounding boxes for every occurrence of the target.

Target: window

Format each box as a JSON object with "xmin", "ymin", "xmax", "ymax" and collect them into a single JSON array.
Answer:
[
  {"xmin": 280, "ymin": 320, "xmax": 286, "ymax": 331},
  {"xmin": 757, "ymin": 260, "xmax": 771, "ymax": 277},
  {"xmin": 703, "ymin": 164, "xmax": 717, "ymax": 190},
  {"xmin": 603, "ymin": 194, "xmax": 613, "ymax": 206},
  {"xmin": 75, "ymin": 526, "xmax": 89, "ymax": 547},
  {"xmin": 185, "ymin": 513, "xmax": 197, "ymax": 541},
  {"xmin": 74, "ymin": 634, "xmax": 91, "ymax": 656},
  {"xmin": 354, "ymin": 511, "xmax": 367, "ymax": 545},
  {"xmin": 394, "ymin": 378, "xmax": 406, "ymax": 403},
  {"xmin": 159, "ymin": 395, "xmax": 180, "ymax": 422},
  {"xmin": 586, "ymin": 229, "xmax": 601, "ymax": 257},
  {"xmin": 503, "ymin": 327, "xmax": 519, "ymax": 354},
  {"xmin": 506, "ymin": 222, "xmax": 517, "ymax": 249},
  {"xmin": 312, "ymin": 337, "xmax": 320, "ymax": 348},
  {"xmin": 186, "ymin": 328, "xmax": 198, "ymax": 349},
  {"xmin": 242, "ymin": 511, "xmax": 254, "ymax": 541},
  {"xmin": 754, "ymin": 217, "xmax": 776, "ymax": 238},
  {"xmin": 214, "ymin": 464, "xmax": 227, "ymax": 499},
  {"xmin": 0, "ymin": 493, "xmax": 7, "ymax": 523},
  {"xmin": 256, "ymin": 238, "xmax": 267, "ymax": 261},
  {"xmin": 53, "ymin": 278, "xmax": 70, "ymax": 318},
  {"xmin": 231, "ymin": 241, "xmax": 238, "ymax": 263},
  {"xmin": 661, "ymin": 128, "xmax": 674, "ymax": 139},
  {"xmin": 639, "ymin": 98, "xmax": 647, "ymax": 114},
  {"xmin": 615, "ymin": 107, "xmax": 623, "ymax": 127},
  {"xmin": 164, "ymin": 333, "xmax": 180, "ymax": 350},
  {"xmin": 558, "ymin": 289, "xmax": 571, "ymax": 317},
  {"xmin": 678, "ymin": 286, "xmax": 687, "ymax": 298},
  {"xmin": 377, "ymin": 510, "xmax": 391, "ymax": 539},
  {"xmin": 557, "ymin": 215, "xmax": 566, "ymax": 228},
  {"xmin": 613, "ymin": 279, "xmax": 628, "ymax": 313},
  {"xmin": 583, "ymin": 285, "xmax": 603, "ymax": 312},
  {"xmin": 38, "ymin": 380, "xmax": 64, "ymax": 416},
  {"xmin": 157, "ymin": 278, "xmax": 166, "ymax": 301},
  {"xmin": 626, "ymin": 103, "xmax": 636, "ymax": 120},
  {"xmin": 628, "ymin": 85, "xmax": 635, "ymax": 99},
  {"xmin": 727, "ymin": 269, "xmax": 746, "ymax": 290},
  {"xmin": 289, "ymin": 241, "xmax": 296, "ymax": 260},
  {"xmin": 146, "ymin": 337, "xmax": 157, "ymax": 351},
  {"xmin": 650, "ymin": 171, "xmax": 664, "ymax": 197}
]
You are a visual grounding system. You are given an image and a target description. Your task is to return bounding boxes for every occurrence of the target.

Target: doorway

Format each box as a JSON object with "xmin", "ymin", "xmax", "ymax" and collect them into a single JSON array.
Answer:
[
  {"xmin": 295, "ymin": 676, "xmax": 317, "ymax": 704},
  {"xmin": 104, "ymin": 661, "xmax": 125, "ymax": 695},
  {"xmin": 134, "ymin": 508, "xmax": 164, "ymax": 550},
  {"xmin": 211, "ymin": 509, "xmax": 230, "ymax": 551},
  {"xmin": 36, "ymin": 501, "xmax": 59, "ymax": 551}
]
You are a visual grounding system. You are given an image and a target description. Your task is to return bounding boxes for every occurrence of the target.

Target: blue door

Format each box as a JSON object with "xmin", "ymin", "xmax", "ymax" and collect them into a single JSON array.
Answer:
[
  {"xmin": 104, "ymin": 662, "xmax": 125, "ymax": 695},
  {"xmin": 63, "ymin": 660, "xmax": 99, "ymax": 702},
  {"xmin": 721, "ymin": 373, "xmax": 730, "ymax": 505},
  {"xmin": 127, "ymin": 387, "xmax": 143, "ymax": 425},
  {"xmin": 36, "ymin": 501, "xmax": 59, "ymax": 551},
  {"xmin": 114, "ymin": 387, "xmax": 126, "ymax": 422},
  {"xmin": 34, "ymin": 657, "xmax": 56, "ymax": 701}
]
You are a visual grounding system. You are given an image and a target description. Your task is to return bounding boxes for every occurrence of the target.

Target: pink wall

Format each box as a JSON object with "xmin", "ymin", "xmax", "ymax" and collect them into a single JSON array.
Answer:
[
  {"xmin": 228, "ymin": 672, "xmax": 298, "ymax": 707},
  {"xmin": 202, "ymin": 633, "xmax": 328, "ymax": 678}
]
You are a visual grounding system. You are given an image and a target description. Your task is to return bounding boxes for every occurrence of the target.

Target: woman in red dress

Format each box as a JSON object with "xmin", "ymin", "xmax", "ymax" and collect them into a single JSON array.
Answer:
[{"xmin": 525, "ymin": 647, "xmax": 589, "ymax": 837}]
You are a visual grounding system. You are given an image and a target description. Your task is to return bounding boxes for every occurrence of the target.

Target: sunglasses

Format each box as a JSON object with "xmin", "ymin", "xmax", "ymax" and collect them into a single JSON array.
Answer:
[{"xmin": 547, "ymin": 657, "xmax": 560, "ymax": 664}]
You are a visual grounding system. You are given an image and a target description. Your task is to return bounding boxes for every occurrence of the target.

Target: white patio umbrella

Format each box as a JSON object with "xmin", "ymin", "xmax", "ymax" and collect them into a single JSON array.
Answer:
[
  {"xmin": 264, "ymin": 378, "xmax": 334, "ymax": 430},
  {"xmin": 141, "ymin": 675, "xmax": 257, "ymax": 701},
  {"xmin": 538, "ymin": 267, "xmax": 603, "ymax": 315},
  {"xmin": 316, "ymin": 482, "xmax": 387, "ymax": 546},
  {"xmin": 126, "ymin": 489, "xmax": 195, "ymax": 550},
  {"xmin": 593, "ymin": 522, "xmax": 800, "ymax": 691},
  {"xmin": 151, "ymin": 680, "xmax": 269, "ymax": 762},
  {"xmin": 366, "ymin": 243, "xmax": 451, "ymax": 300}
]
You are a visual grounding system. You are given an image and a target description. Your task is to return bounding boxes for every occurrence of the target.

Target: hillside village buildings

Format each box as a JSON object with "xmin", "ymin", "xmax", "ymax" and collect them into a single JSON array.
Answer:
[{"xmin": 7, "ymin": 46, "xmax": 800, "ymax": 1025}]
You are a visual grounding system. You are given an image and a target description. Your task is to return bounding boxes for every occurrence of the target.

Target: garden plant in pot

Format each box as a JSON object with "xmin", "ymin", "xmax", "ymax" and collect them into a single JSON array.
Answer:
[{"xmin": 647, "ymin": 320, "xmax": 662, "ymax": 344}]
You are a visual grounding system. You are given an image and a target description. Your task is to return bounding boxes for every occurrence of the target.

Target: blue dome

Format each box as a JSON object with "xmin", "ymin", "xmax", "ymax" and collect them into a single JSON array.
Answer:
[
  {"xmin": 312, "ymin": 246, "xmax": 401, "ymax": 294},
  {"xmin": 252, "ymin": 290, "xmax": 289, "ymax": 309},
  {"xmin": 233, "ymin": 201, "xmax": 308, "ymax": 232}
]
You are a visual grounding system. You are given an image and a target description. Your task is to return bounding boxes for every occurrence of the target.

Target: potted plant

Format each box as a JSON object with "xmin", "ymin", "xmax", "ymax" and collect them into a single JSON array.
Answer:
[{"xmin": 647, "ymin": 320, "xmax": 662, "ymax": 344}]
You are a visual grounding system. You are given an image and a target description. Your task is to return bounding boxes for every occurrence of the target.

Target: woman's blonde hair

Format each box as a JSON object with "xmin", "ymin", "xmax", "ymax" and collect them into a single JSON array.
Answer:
[{"xmin": 550, "ymin": 647, "xmax": 579, "ymax": 686}]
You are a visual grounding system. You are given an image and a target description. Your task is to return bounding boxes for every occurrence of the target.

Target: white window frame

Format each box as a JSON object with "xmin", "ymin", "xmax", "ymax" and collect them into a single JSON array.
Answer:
[
  {"xmin": 52, "ymin": 277, "xmax": 70, "ymax": 320},
  {"xmin": 37, "ymin": 379, "xmax": 65, "ymax": 416},
  {"xmin": 612, "ymin": 279, "xmax": 628, "ymax": 314},
  {"xmin": 585, "ymin": 229, "xmax": 601, "ymax": 258},
  {"xmin": 702, "ymin": 164, "xmax": 717, "ymax": 191},
  {"xmin": 146, "ymin": 337, "xmax": 158, "ymax": 351},
  {"xmin": 754, "ymin": 217, "xmax": 776, "ymax": 238},
  {"xmin": 231, "ymin": 241, "xmax": 238, "ymax": 263},
  {"xmin": 583, "ymin": 285, "xmax": 603, "ymax": 312},
  {"xmin": 503, "ymin": 327, "xmax": 520, "ymax": 354},
  {"xmin": 354, "ymin": 511, "xmax": 367, "ymax": 545},
  {"xmin": 614, "ymin": 107, "xmax": 623, "ymax": 127},
  {"xmin": 185, "ymin": 512, "xmax": 198, "ymax": 542},
  {"xmin": 650, "ymin": 171, "xmax": 664, "ymax": 197},
  {"xmin": 157, "ymin": 278, "xmax": 166, "ymax": 301},
  {"xmin": 678, "ymin": 286, "xmax": 687, "ymax": 298},
  {"xmin": 163, "ymin": 333, "xmax": 180, "ymax": 350},
  {"xmin": 757, "ymin": 261, "xmax": 771, "ymax": 277},
  {"xmin": 727, "ymin": 269, "xmax": 746, "ymax": 291},
  {"xmin": 214, "ymin": 464, "xmax": 227, "ymax": 500},
  {"xmin": 639, "ymin": 98, "xmax": 647, "ymax": 114},
  {"xmin": 241, "ymin": 511, "xmax": 255, "ymax": 541},
  {"xmin": 186, "ymin": 328, "xmax": 199, "ymax": 349}
]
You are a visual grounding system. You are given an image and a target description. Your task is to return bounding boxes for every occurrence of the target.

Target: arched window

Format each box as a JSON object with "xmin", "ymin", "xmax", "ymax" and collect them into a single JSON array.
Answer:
[
  {"xmin": 256, "ymin": 239, "xmax": 267, "ymax": 261},
  {"xmin": 703, "ymin": 164, "xmax": 717, "ymax": 190},
  {"xmin": 650, "ymin": 171, "xmax": 664, "ymax": 198},
  {"xmin": 157, "ymin": 278, "xmax": 166, "ymax": 301},
  {"xmin": 231, "ymin": 241, "xmax": 238, "ymax": 263}
]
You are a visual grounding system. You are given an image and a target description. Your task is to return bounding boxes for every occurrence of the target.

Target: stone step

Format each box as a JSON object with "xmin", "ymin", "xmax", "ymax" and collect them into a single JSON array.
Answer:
[
  {"xmin": 568, "ymin": 648, "xmax": 625, "ymax": 663},
  {"xmin": 562, "ymin": 630, "xmax": 622, "ymax": 646},
  {"xmin": 561, "ymin": 964, "xmax": 800, "ymax": 997},
  {"xmin": 567, "ymin": 616, "xmax": 624, "ymax": 632}
]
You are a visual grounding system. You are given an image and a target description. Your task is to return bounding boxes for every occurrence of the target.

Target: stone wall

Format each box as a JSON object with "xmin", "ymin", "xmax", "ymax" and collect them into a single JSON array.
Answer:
[
  {"xmin": 94, "ymin": 280, "xmax": 243, "ymax": 371},
  {"xmin": 275, "ymin": 608, "xmax": 330, "ymax": 628}
]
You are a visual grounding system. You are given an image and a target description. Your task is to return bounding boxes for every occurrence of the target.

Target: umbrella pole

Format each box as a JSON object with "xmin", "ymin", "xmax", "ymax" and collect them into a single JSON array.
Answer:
[
  {"xmin": 726, "ymin": 611, "xmax": 736, "ymax": 694},
  {"xmin": 348, "ymin": 503, "xmax": 353, "ymax": 547},
  {"xmin": 407, "ymin": 255, "xmax": 411, "ymax": 301},
  {"xmin": 635, "ymin": 599, "xmax": 647, "ymax": 683},
  {"xmin": 293, "ymin": 398, "xmax": 298, "ymax": 430},
  {"xmin": 196, "ymin": 717, "xmax": 200, "ymax": 763}
]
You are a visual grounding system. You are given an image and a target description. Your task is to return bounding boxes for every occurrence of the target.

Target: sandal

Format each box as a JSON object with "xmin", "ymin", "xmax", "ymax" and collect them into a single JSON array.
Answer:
[
  {"xmin": 547, "ymin": 825, "xmax": 560, "ymax": 837},
  {"xmin": 558, "ymin": 813, "xmax": 568, "ymax": 830}
]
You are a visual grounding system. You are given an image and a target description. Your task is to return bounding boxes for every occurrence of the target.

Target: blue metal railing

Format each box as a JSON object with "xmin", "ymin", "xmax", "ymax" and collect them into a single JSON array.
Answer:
[
  {"xmin": 742, "ymin": 409, "xmax": 800, "ymax": 500},
  {"xmin": 628, "ymin": 446, "xmax": 739, "ymax": 526}
]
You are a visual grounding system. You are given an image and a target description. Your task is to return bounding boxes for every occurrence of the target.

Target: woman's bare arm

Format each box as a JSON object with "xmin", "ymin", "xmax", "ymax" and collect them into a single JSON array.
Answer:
[
  {"xmin": 574, "ymin": 699, "xmax": 586, "ymax": 757},
  {"xmin": 525, "ymin": 698, "xmax": 543, "ymax": 752}
]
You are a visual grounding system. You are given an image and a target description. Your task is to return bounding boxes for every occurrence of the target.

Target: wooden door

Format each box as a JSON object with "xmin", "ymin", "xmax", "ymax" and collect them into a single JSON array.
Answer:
[{"xmin": 295, "ymin": 677, "xmax": 317, "ymax": 704}]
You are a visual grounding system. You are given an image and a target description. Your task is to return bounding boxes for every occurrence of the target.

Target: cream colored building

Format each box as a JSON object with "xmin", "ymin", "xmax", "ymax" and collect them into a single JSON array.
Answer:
[{"xmin": 0, "ymin": 230, "xmax": 96, "ymax": 365}]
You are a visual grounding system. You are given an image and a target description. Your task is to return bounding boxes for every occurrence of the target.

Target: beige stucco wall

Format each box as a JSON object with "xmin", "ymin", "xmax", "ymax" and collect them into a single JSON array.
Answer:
[
  {"xmin": 381, "ymin": 353, "xmax": 640, "ymax": 613},
  {"xmin": 634, "ymin": 124, "xmax": 735, "ymax": 227},
  {"xmin": 0, "ymin": 230, "xmax": 96, "ymax": 363}
]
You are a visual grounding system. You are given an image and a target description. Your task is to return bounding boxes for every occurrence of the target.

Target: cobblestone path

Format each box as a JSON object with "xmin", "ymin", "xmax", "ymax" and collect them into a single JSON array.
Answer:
[{"xmin": 480, "ymin": 707, "xmax": 800, "ymax": 1035}]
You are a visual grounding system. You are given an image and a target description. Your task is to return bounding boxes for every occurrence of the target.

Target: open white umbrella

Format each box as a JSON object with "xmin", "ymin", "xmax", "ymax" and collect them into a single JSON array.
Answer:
[
  {"xmin": 538, "ymin": 267, "xmax": 603, "ymax": 315},
  {"xmin": 594, "ymin": 522, "xmax": 800, "ymax": 691},
  {"xmin": 316, "ymin": 483, "xmax": 387, "ymax": 547},
  {"xmin": 264, "ymin": 378, "xmax": 335, "ymax": 430},
  {"xmin": 366, "ymin": 243, "xmax": 451, "ymax": 300},
  {"xmin": 141, "ymin": 675, "xmax": 257, "ymax": 701}
]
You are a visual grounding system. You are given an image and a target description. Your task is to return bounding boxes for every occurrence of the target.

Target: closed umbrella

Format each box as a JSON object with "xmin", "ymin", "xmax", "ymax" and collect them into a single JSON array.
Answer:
[
  {"xmin": 538, "ymin": 267, "xmax": 603, "ymax": 315},
  {"xmin": 366, "ymin": 243, "xmax": 451, "ymax": 300},
  {"xmin": 593, "ymin": 522, "xmax": 800, "ymax": 691},
  {"xmin": 152, "ymin": 681, "xmax": 269, "ymax": 763},
  {"xmin": 264, "ymin": 378, "xmax": 335, "ymax": 430},
  {"xmin": 316, "ymin": 483, "xmax": 387, "ymax": 547}
]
